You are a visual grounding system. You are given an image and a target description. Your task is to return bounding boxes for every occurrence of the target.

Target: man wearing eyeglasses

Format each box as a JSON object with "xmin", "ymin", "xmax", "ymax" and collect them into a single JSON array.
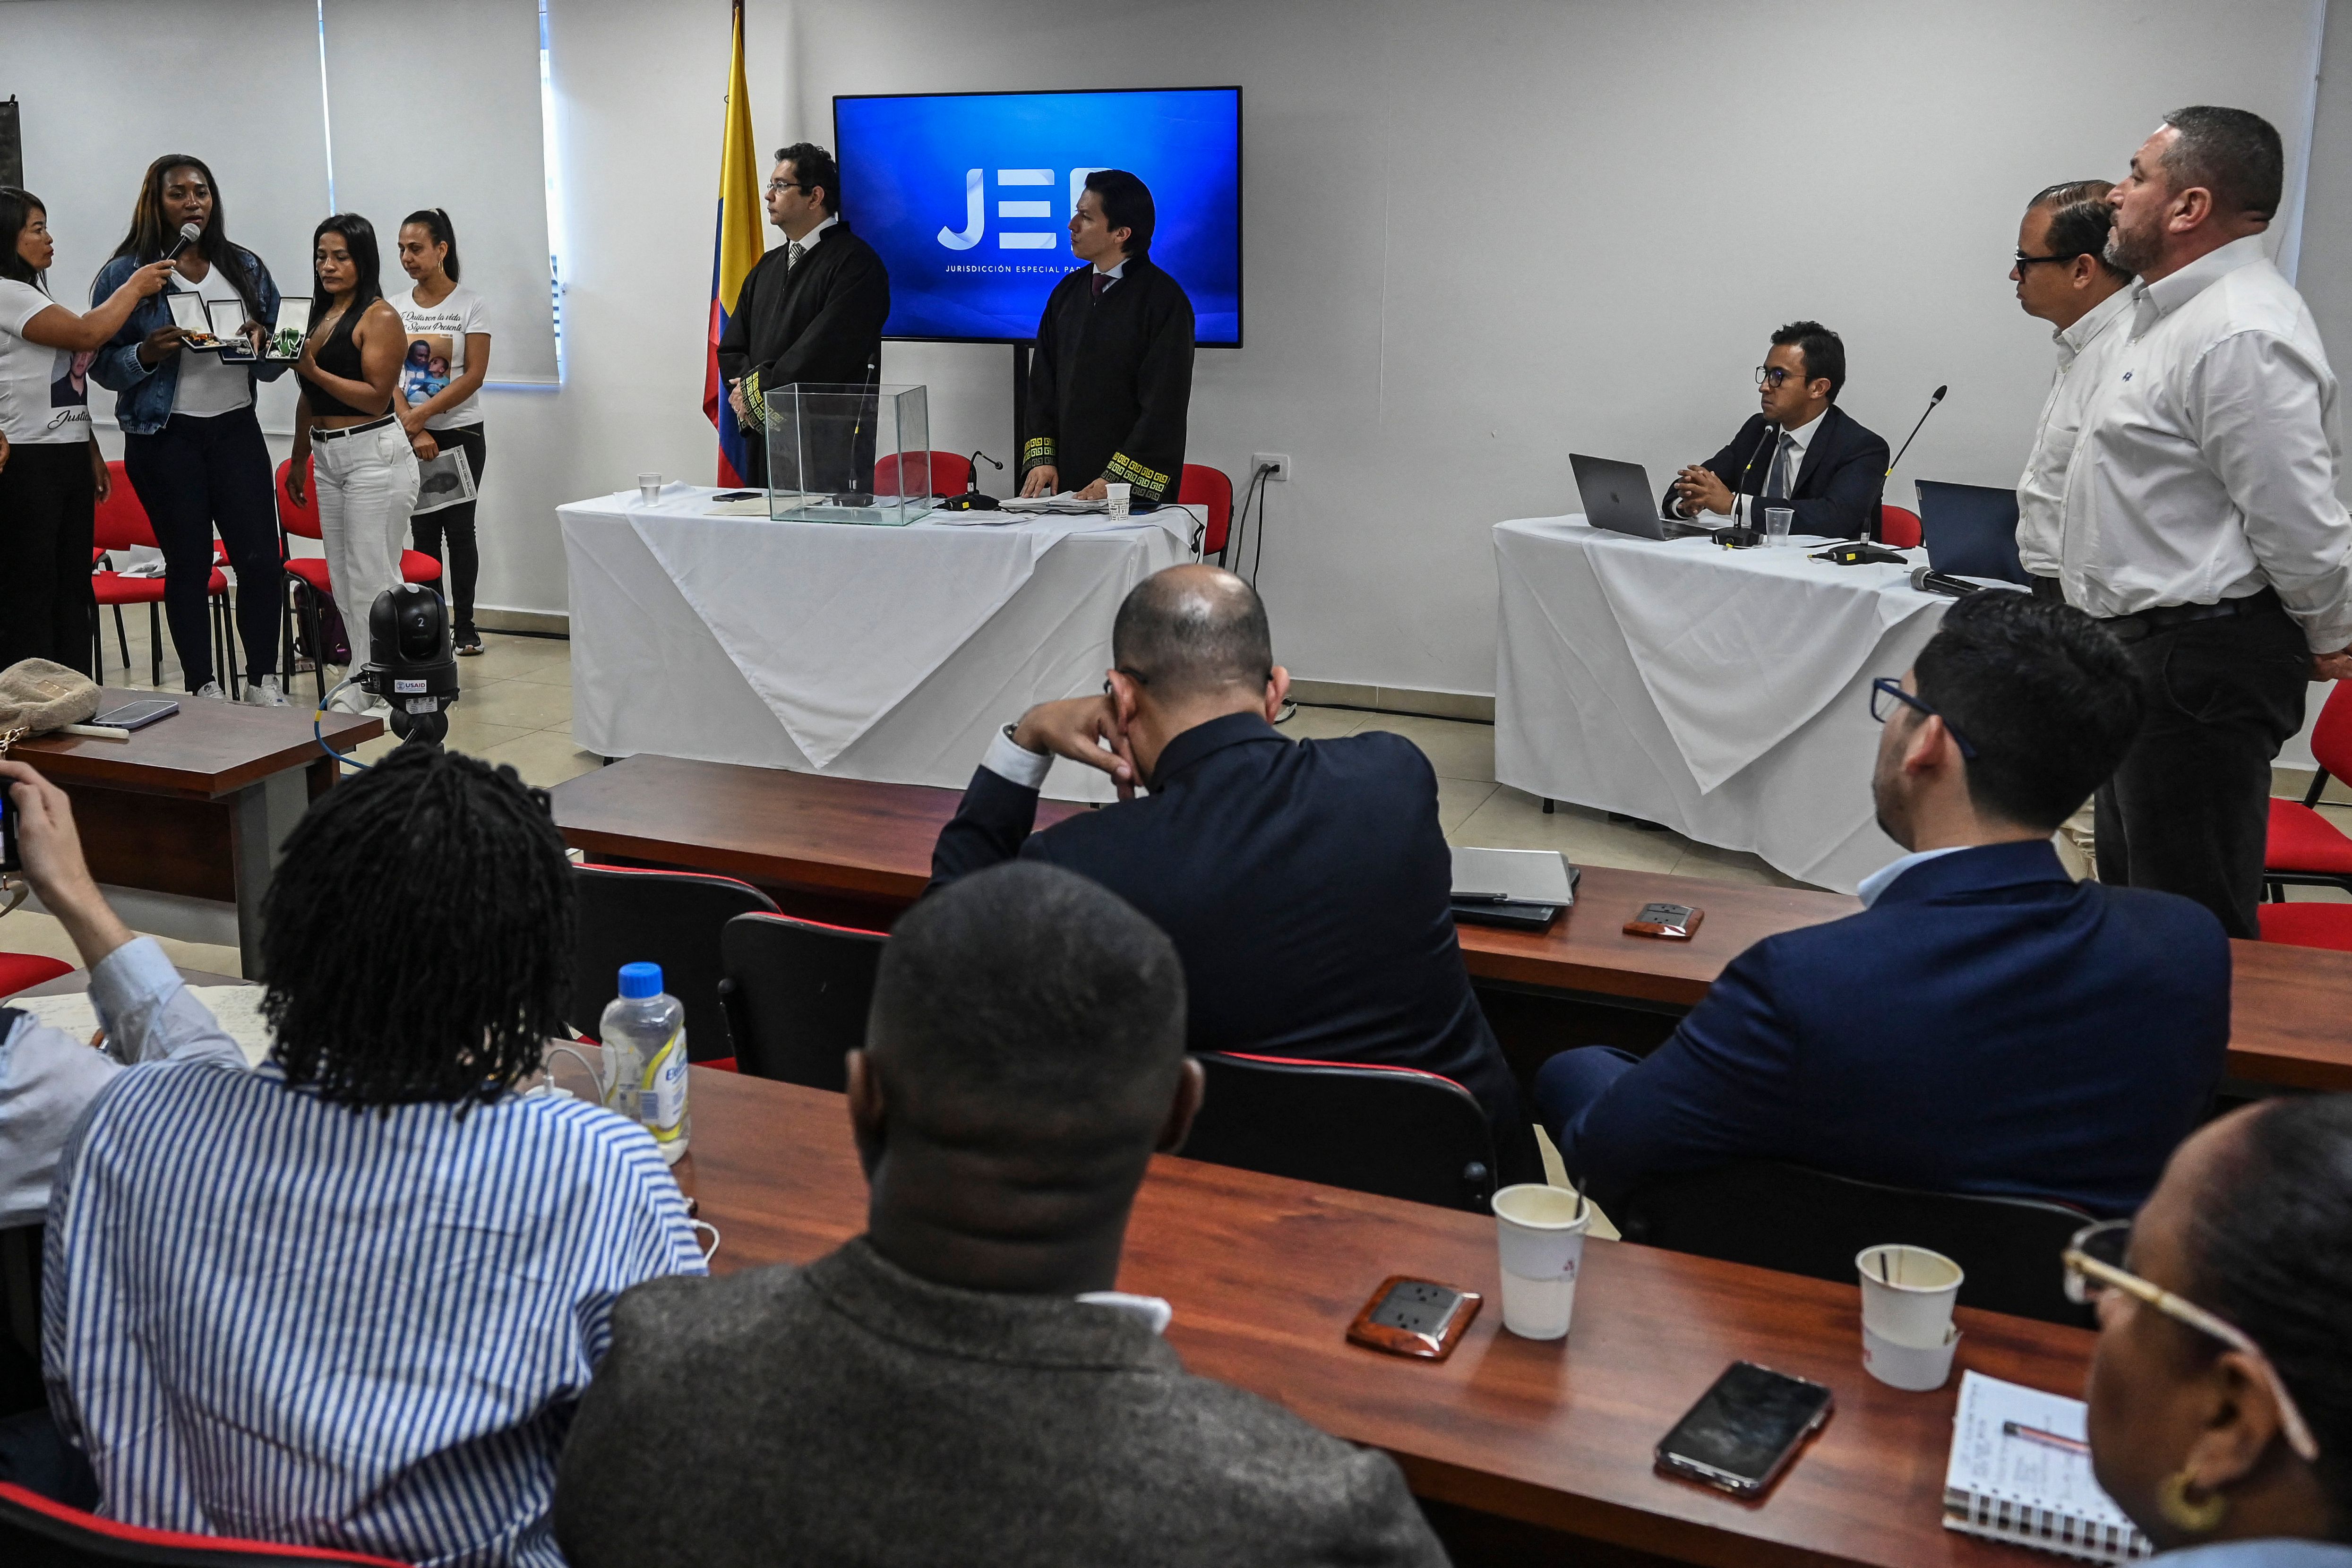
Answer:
[
  {"xmin": 716, "ymin": 142, "xmax": 892, "ymax": 484},
  {"xmin": 2010, "ymin": 181, "xmax": 2132, "ymax": 601},
  {"xmin": 1530, "ymin": 591, "xmax": 2228, "ymax": 1219},
  {"xmin": 2064, "ymin": 106, "xmax": 2352, "ymax": 941},
  {"xmin": 1665, "ymin": 320, "xmax": 1891, "ymax": 539}
]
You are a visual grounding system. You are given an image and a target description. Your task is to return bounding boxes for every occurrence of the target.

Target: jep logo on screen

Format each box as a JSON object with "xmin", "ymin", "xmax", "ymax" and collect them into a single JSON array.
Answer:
[
  {"xmin": 836, "ymin": 88, "xmax": 1242, "ymax": 345},
  {"xmin": 935, "ymin": 168, "xmax": 1109, "ymax": 252}
]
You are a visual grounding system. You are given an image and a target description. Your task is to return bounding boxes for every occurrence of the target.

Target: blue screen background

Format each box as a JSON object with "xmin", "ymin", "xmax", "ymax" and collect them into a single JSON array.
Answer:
[{"xmin": 834, "ymin": 89, "xmax": 1241, "ymax": 345}]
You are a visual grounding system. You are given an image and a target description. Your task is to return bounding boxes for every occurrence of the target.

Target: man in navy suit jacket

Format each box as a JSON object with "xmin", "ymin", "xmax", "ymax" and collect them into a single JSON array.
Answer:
[
  {"xmin": 1537, "ymin": 591, "xmax": 2229, "ymax": 1218},
  {"xmin": 930, "ymin": 566, "xmax": 1521, "ymax": 1148},
  {"xmin": 1664, "ymin": 320, "xmax": 1891, "ymax": 540}
]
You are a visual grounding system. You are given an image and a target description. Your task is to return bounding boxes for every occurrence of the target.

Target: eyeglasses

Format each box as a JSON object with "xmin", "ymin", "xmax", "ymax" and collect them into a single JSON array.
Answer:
[
  {"xmin": 2014, "ymin": 251, "xmax": 2085, "ymax": 269},
  {"xmin": 2062, "ymin": 1219, "xmax": 2321, "ymax": 1463},
  {"xmin": 766, "ymin": 180, "xmax": 810, "ymax": 195},
  {"xmin": 1869, "ymin": 677, "xmax": 1978, "ymax": 760},
  {"xmin": 1755, "ymin": 365, "xmax": 1794, "ymax": 389},
  {"xmin": 1102, "ymin": 667, "xmax": 1152, "ymax": 694}
]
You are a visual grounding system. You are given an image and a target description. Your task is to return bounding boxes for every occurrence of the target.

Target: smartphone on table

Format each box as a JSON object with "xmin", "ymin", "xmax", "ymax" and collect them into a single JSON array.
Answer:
[
  {"xmin": 1655, "ymin": 1360, "xmax": 1834, "ymax": 1497},
  {"xmin": 91, "ymin": 699, "xmax": 180, "ymax": 732}
]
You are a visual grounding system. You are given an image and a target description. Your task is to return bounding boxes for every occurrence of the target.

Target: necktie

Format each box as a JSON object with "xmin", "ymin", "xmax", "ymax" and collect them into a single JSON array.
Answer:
[
  {"xmin": 787, "ymin": 240, "xmax": 805, "ymax": 269},
  {"xmin": 1091, "ymin": 271, "xmax": 1107, "ymax": 298},
  {"xmin": 1764, "ymin": 433, "xmax": 1795, "ymax": 500}
]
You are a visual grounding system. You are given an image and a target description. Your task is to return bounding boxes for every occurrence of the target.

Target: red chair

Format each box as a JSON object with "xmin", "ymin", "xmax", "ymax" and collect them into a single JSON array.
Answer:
[
  {"xmin": 274, "ymin": 458, "xmax": 444, "ymax": 698},
  {"xmin": 1880, "ymin": 504, "xmax": 1923, "ymax": 548},
  {"xmin": 91, "ymin": 463, "xmax": 235, "ymax": 694},
  {"xmin": 0, "ymin": 953, "xmax": 74, "ymax": 997},
  {"xmin": 2265, "ymin": 682, "xmax": 2352, "ymax": 900},
  {"xmin": 0, "ymin": 1481, "xmax": 413, "ymax": 1566},
  {"xmin": 1178, "ymin": 463, "xmax": 1235, "ymax": 560},
  {"xmin": 872, "ymin": 450, "xmax": 975, "ymax": 499},
  {"xmin": 2257, "ymin": 901, "xmax": 2352, "ymax": 953}
]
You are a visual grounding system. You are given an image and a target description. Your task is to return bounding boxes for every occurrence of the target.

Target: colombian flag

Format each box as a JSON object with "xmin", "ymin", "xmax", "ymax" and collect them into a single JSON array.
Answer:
[{"xmin": 704, "ymin": 0, "xmax": 764, "ymax": 485}]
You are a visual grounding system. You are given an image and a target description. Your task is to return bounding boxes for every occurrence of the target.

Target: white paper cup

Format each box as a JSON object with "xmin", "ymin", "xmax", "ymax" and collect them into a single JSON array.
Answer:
[
  {"xmin": 1493, "ymin": 1183, "xmax": 1591, "ymax": 1340},
  {"xmin": 1106, "ymin": 481, "xmax": 1132, "ymax": 519},
  {"xmin": 1863, "ymin": 1321, "xmax": 1961, "ymax": 1391},
  {"xmin": 637, "ymin": 472, "xmax": 663, "ymax": 503},
  {"xmin": 1856, "ymin": 1243, "xmax": 1964, "ymax": 1348}
]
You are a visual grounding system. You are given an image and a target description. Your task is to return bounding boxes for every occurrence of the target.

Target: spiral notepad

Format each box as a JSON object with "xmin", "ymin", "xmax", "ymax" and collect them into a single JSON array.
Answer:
[{"xmin": 1943, "ymin": 1372, "xmax": 2152, "ymax": 1563}]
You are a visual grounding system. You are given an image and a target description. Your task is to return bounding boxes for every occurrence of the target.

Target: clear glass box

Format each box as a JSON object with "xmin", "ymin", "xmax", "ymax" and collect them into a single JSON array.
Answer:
[{"xmin": 764, "ymin": 382, "xmax": 933, "ymax": 525}]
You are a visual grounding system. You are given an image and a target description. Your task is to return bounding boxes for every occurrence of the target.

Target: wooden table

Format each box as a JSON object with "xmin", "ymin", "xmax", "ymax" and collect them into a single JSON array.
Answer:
[
  {"xmin": 675, "ymin": 1067, "xmax": 2093, "ymax": 1568},
  {"xmin": 13, "ymin": 690, "xmax": 381, "ymax": 976},
  {"xmin": 551, "ymin": 754, "xmax": 2352, "ymax": 1092}
]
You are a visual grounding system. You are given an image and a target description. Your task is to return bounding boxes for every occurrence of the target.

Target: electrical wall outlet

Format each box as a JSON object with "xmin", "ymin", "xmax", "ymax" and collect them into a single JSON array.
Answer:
[{"xmin": 1253, "ymin": 452, "xmax": 1292, "ymax": 482}]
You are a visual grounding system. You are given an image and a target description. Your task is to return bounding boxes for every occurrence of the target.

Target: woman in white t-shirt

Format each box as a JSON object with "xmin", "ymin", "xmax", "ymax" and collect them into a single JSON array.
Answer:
[
  {"xmin": 395, "ymin": 209, "xmax": 491, "ymax": 656},
  {"xmin": 0, "ymin": 188, "xmax": 174, "ymax": 675}
]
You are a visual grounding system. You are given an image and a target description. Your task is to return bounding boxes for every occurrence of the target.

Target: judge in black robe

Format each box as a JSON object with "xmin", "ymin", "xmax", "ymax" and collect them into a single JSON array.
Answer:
[
  {"xmin": 716, "ymin": 146, "xmax": 892, "ymax": 486},
  {"xmin": 1020, "ymin": 171, "xmax": 1195, "ymax": 506}
]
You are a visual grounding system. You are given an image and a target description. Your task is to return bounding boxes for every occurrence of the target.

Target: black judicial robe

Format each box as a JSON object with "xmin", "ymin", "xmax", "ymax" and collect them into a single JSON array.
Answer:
[
  {"xmin": 715, "ymin": 222, "xmax": 891, "ymax": 480},
  {"xmin": 1022, "ymin": 257, "xmax": 1194, "ymax": 504}
]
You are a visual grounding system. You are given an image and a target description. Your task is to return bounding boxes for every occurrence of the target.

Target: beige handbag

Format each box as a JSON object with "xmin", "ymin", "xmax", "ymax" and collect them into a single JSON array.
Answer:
[{"xmin": 0, "ymin": 659, "xmax": 102, "ymax": 743}]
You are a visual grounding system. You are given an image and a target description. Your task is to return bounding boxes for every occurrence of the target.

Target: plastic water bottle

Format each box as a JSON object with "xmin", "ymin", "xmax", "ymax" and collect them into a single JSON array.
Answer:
[{"xmin": 599, "ymin": 962, "xmax": 689, "ymax": 1165}]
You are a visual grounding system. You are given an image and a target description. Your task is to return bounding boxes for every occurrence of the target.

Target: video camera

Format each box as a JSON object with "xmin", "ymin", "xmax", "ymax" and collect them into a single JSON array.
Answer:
[{"xmin": 359, "ymin": 583, "xmax": 461, "ymax": 746}]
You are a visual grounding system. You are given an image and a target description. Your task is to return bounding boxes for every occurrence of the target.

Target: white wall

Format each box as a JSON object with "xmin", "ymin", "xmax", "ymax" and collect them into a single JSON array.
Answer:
[{"xmin": 765, "ymin": 0, "xmax": 2325, "ymax": 695}]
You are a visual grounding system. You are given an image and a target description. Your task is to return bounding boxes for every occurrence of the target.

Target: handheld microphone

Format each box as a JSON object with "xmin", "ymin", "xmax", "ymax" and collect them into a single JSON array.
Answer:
[
  {"xmin": 1885, "ymin": 385, "xmax": 1949, "ymax": 477},
  {"xmin": 163, "ymin": 221, "xmax": 202, "ymax": 263},
  {"xmin": 1910, "ymin": 565, "xmax": 1985, "ymax": 598}
]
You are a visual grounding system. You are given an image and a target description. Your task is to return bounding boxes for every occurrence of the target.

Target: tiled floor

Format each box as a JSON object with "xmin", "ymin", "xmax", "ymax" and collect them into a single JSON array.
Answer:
[{"xmin": 10, "ymin": 613, "xmax": 2350, "ymax": 977}]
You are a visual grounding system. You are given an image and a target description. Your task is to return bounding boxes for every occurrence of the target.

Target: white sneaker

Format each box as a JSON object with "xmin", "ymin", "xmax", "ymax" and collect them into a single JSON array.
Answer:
[
  {"xmin": 244, "ymin": 677, "xmax": 289, "ymax": 708},
  {"xmin": 195, "ymin": 680, "xmax": 225, "ymax": 700}
]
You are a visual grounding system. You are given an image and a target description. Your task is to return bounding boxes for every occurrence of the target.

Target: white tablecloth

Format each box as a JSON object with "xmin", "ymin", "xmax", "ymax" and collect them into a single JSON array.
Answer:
[
  {"xmin": 558, "ymin": 488, "xmax": 1187, "ymax": 800},
  {"xmin": 1494, "ymin": 515, "xmax": 1953, "ymax": 893}
]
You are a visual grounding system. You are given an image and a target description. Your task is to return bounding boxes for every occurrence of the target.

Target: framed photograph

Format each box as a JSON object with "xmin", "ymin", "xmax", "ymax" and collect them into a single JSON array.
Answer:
[{"xmin": 268, "ymin": 296, "xmax": 312, "ymax": 360}]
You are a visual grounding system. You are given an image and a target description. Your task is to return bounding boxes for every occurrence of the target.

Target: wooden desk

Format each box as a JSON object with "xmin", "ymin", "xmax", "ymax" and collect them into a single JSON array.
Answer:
[
  {"xmin": 14, "ymin": 690, "xmax": 381, "ymax": 975},
  {"xmin": 550, "ymin": 755, "xmax": 2352, "ymax": 1093},
  {"xmin": 677, "ymin": 1067, "xmax": 2092, "ymax": 1568}
]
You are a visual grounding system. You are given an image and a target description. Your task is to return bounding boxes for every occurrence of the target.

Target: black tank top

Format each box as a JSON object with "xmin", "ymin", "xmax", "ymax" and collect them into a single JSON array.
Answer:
[{"xmin": 302, "ymin": 301, "xmax": 379, "ymax": 417}]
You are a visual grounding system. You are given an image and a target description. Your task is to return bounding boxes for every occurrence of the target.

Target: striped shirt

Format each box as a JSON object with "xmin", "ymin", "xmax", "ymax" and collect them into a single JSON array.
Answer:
[{"xmin": 44, "ymin": 1057, "xmax": 704, "ymax": 1567}]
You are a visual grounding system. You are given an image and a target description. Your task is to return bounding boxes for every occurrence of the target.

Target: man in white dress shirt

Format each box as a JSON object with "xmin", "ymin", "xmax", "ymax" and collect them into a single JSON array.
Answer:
[
  {"xmin": 2011, "ymin": 180, "xmax": 2132, "ymax": 600},
  {"xmin": 2065, "ymin": 106, "xmax": 2352, "ymax": 938}
]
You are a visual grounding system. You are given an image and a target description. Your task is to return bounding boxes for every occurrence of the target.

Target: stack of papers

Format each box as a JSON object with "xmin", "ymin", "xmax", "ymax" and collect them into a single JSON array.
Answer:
[{"xmin": 1000, "ymin": 494, "xmax": 1112, "ymax": 515}]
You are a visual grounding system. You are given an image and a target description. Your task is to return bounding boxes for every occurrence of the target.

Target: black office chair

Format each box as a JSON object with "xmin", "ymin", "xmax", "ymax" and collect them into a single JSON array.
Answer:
[
  {"xmin": 1, "ymin": 1225, "xmax": 43, "ymax": 1419},
  {"xmin": 1616, "ymin": 1161, "xmax": 2094, "ymax": 1326},
  {"xmin": 1913, "ymin": 479, "xmax": 2028, "ymax": 585},
  {"xmin": 569, "ymin": 865, "xmax": 780, "ymax": 1063},
  {"xmin": 717, "ymin": 912, "xmax": 887, "ymax": 1091},
  {"xmin": 1179, "ymin": 1053, "xmax": 1497, "ymax": 1212}
]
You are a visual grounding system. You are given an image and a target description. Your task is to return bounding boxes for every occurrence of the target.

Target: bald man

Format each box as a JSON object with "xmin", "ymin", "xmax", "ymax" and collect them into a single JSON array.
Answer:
[{"xmin": 931, "ymin": 566, "xmax": 1523, "ymax": 1151}]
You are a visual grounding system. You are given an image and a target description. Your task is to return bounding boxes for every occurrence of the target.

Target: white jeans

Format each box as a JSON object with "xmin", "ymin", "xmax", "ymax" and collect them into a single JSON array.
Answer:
[{"xmin": 314, "ymin": 420, "xmax": 419, "ymax": 656}]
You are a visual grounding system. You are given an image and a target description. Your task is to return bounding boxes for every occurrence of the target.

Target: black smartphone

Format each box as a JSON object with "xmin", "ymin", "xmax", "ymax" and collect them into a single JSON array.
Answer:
[
  {"xmin": 711, "ymin": 489, "xmax": 763, "ymax": 501},
  {"xmin": 91, "ymin": 699, "xmax": 180, "ymax": 732},
  {"xmin": 0, "ymin": 782, "xmax": 18, "ymax": 874},
  {"xmin": 1655, "ymin": 1361, "xmax": 1834, "ymax": 1497}
]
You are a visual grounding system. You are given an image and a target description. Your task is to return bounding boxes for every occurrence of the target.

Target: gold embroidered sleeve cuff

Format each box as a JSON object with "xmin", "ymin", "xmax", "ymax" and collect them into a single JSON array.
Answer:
[
  {"xmin": 1104, "ymin": 452, "xmax": 1171, "ymax": 501},
  {"xmin": 1020, "ymin": 436, "xmax": 1057, "ymax": 472},
  {"xmin": 741, "ymin": 371, "xmax": 769, "ymax": 432}
]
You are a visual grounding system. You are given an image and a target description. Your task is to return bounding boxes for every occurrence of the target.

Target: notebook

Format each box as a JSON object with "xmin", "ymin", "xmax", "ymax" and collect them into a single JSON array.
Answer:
[{"xmin": 1943, "ymin": 1371, "xmax": 2152, "ymax": 1563}]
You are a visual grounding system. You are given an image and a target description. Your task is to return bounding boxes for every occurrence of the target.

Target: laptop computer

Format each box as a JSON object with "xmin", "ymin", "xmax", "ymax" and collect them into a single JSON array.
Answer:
[
  {"xmin": 1570, "ymin": 454, "xmax": 1721, "ymax": 540},
  {"xmin": 1914, "ymin": 480, "xmax": 2028, "ymax": 585}
]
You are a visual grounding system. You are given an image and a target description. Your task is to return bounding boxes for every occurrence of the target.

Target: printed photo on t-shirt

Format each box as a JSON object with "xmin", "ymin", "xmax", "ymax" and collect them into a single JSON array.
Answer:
[
  {"xmin": 403, "ymin": 333, "xmax": 452, "ymax": 403},
  {"xmin": 49, "ymin": 347, "xmax": 91, "ymax": 411}
]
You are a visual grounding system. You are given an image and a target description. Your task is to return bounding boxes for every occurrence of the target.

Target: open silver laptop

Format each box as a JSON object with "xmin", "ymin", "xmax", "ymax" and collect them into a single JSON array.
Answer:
[{"xmin": 1570, "ymin": 453, "xmax": 1721, "ymax": 540}]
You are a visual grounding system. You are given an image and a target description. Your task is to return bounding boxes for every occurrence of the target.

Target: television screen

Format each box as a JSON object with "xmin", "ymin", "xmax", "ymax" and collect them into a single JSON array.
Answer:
[{"xmin": 834, "ymin": 87, "xmax": 1242, "ymax": 346}]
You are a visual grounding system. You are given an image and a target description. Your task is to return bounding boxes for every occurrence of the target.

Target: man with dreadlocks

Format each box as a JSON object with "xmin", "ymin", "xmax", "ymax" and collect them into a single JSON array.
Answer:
[{"xmin": 28, "ymin": 746, "xmax": 704, "ymax": 1565}]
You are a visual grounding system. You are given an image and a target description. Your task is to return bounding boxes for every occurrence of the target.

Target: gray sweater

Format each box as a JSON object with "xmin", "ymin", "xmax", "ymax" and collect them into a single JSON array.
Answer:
[{"xmin": 553, "ymin": 1237, "xmax": 1449, "ymax": 1568}]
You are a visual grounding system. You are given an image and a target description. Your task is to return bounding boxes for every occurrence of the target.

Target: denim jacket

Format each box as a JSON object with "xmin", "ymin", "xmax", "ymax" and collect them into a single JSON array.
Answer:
[{"xmin": 89, "ymin": 246, "xmax": 290, "ymax": 436}]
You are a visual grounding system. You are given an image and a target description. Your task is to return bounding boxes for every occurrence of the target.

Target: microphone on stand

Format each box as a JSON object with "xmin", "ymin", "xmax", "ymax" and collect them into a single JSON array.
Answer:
[
  {"xmin": 163, "ymin": 222, "xmax": 202, "ymax": 263},
  {"xmin": 1885, "ymin": 385, "xmax": 1949, "ymax": 477}
]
